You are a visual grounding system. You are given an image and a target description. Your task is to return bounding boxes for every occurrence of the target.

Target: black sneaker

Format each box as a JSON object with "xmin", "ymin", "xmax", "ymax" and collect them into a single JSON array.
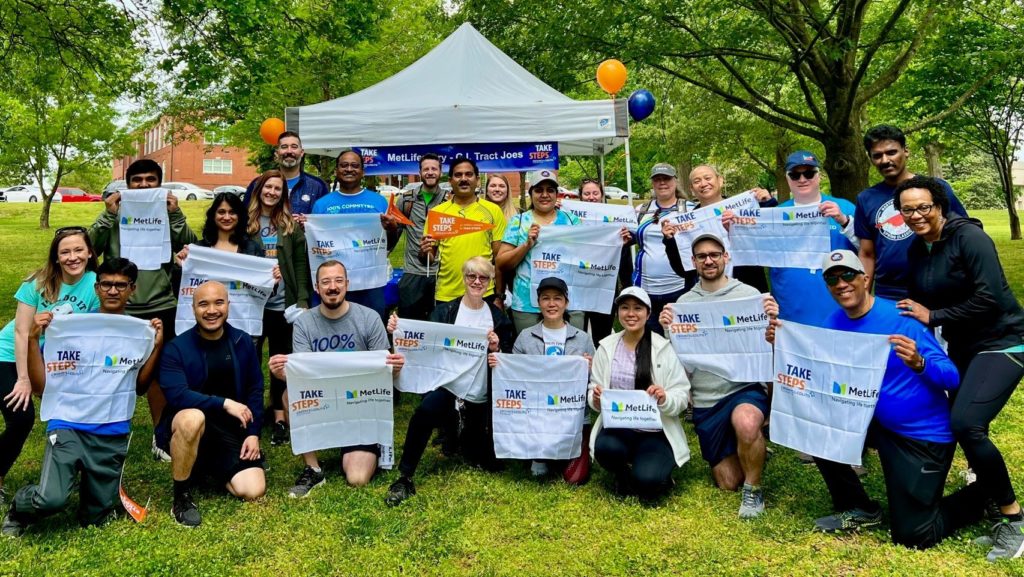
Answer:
[
  {"xmin": 814, "ymin": 507, "xmax": 882, "ymax": 533},
  {"xmin": 271, "ymin": 421, "xmax": 289, "ymax": 446},
  {"xmin": 171, "ymin": 490, "xmax": 201, "ymax": 528},
  {"xmin": 288, "ymin": 466, "xmax": 325, "ymax": 499},
  {"xmin": 385, "ymin": 477, "xmax": 416, "ymax": 507},
  {"xmin": 1, "ymin": 506, "xmax": 28, "ymax": 538}
]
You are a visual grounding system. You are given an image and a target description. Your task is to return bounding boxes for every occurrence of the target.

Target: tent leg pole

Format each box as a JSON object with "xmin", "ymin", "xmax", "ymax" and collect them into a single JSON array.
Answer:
[{"xmin": 624, "ymin": 137, "xmax": 634, "ymax": 209}]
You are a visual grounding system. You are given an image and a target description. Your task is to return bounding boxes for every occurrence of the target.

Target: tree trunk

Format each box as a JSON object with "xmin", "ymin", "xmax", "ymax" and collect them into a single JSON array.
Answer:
[
  {"xmin": 774, "ymin": 144, "xmax": 790, "ymax": 202},
  {"xmin": 39, "ymin": 194, "xmax": 52, "ymax": 229},
  {"xmin": 997, "ymin": 158, "xmax": 1022, "ymax": 240},
  {"xmin": 821, "ymin": 131, "xmax": 872, "ymax": 202},
  {"xmin": 924, "ymin": 141, "xmax": 944, "ymax": 178}
]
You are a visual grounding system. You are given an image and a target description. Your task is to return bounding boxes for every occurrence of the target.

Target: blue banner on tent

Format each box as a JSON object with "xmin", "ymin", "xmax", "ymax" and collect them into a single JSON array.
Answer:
[{"xmin": 354, "ymin": 143, "xmax": 558, "ymax": 175}]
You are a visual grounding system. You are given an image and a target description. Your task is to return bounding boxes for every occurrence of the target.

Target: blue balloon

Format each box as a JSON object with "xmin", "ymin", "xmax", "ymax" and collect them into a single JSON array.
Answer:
[{"xmin": 628, "ymin": 89, "xmax": 656, "ymax": 122}]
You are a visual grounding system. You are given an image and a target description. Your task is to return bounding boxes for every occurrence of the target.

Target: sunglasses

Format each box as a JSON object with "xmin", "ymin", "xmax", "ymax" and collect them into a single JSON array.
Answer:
[
  {"xmin": 823, "ymin": 270, "xmax": 861, "ymax": 286},
  {"xmin": 787, "ymin": 169, "xmax": 818, "ymax": 181},
  {"xmin": 55, "ymin": 226, "xmax": 88, "ymax": 237}
]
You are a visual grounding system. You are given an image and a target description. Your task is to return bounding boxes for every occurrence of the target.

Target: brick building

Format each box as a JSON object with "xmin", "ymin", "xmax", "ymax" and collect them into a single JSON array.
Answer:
[{"xmin": 112, "ymin": 118, "xmax": 258, "ymax": 189}]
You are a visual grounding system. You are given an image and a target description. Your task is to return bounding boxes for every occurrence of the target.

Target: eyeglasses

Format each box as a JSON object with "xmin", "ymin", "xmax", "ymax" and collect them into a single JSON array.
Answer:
[
  {"xmin": 464, "ymin": 273, "xmax": 492, "ymax": 284},
  {"xmin": 55, "ymin": 226, "xmax": 87, "ymax": 237},
  {"xmin": 317, "ymin": 278, "xmax": 347, "ymax": 287},
  {"xmin": 787, "ymin": 169, "xmax": 818, "ymax": 181},
  {"xmin": 899, "ymin": 204, "xmax": 934, "ymax": 217},
  {"xmin": 693, "ymin": 251, "xmax": 724, "ymax": 261},
  {"xmin": 96, "ymin": 281, "xmax": 133, "ymax": 293},
  {"xmin": 824, "ymin": 270, "xmax": 861, "ymax": 286}
]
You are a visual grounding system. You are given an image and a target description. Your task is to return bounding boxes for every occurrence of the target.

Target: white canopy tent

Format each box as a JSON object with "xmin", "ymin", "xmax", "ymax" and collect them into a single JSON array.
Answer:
[{"xmin": 285, "ymin": 22, "xmax": 629, "ymax": 159}]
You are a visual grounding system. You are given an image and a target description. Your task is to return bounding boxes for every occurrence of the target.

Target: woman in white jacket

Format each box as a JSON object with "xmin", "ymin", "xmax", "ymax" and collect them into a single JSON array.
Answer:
[{"xmin": 588, "ymin": 286, "xmax": 690, "ymax": 500}]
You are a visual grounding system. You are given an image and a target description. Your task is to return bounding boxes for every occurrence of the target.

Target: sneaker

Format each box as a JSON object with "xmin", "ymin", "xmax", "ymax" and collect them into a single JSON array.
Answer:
[
  {"xmin": 530, "ymin": 461, "xmax": 549, "ymax": 477},
  {"xmin": 851, "ymin": 464, "xmax": 868, "ymax": 478},
  {"xmin": 2, "ymin": 507, "xmax": 27, "ymax": 538},
  {"xmin": 152, "ymin": 436, "xmax": 171, "ymax": 463},
  {"xmin": 288, "ymin": 466, "xmax": 325, "ymax": 499},
  {"xmin": 814, "ymin": 507, "xmax": 883, "ymax": 533},
  {"xmin": 797, "ymin": 451, "xmax": 815, "ymax": 464},
  {"xmin": 739, "ymin": 484, "xmax": 765, "ymax": 519},
  {"xmin": 385, "ymin": 477, "xmax": 416, "ymax": 507},
  {"xmin": 975, "ymin": 535, "xmax": 994, "ymax": 547},
  {"xmin": 171, "ymin": 491, "xmax": 201, "ymax": 528},
  {"xmin": 987, "ymin": 518, "xmax": 1024, "ymax": 562},
  {"xmin": 270, "ymin": 421, "xmax": 289, "ymax": 446}
]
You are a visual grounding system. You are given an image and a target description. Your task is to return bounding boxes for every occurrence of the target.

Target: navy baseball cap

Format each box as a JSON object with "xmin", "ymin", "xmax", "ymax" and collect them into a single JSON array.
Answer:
[{"xmin": 785, "ymin": 150, "xmax": 820, "ymax": 172}]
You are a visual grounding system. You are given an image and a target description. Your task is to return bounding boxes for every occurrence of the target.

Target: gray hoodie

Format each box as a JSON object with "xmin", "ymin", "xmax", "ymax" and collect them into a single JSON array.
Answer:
[{"xmin": 675, "ymin": 278, "xmax": 765, "ymax": 408}]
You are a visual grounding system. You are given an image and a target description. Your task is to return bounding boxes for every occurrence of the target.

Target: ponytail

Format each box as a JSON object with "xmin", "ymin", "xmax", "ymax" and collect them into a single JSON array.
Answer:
[{"xmin": 633, "ymin": 327, "xmax": 654, "ymax": 391}]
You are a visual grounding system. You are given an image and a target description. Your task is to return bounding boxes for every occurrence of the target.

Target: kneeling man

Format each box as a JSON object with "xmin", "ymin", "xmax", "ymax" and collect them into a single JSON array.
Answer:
[{"xmin": 158, "ymin": 281, "xmax": 266, "ymax": 527}]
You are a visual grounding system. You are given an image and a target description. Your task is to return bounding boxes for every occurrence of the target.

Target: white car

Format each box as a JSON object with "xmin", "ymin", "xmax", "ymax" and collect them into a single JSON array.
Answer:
[
  {"xmin": 603, "ymin": 186, "xmax": 637, "ymax": 201},
  {"xmin": 213, "ymin": 185, "xmax": 247, "ymax": 197},
  {"xmin": 1, "ymin": 185, "xmax": 60, "ymax": 203},
  {"xmin": 164, "ymin": 181, "xmax": 214, "ymax": 201},
  {"xmin": 376, "ymin": 185, "xmax": 401, "ymax": 195}
]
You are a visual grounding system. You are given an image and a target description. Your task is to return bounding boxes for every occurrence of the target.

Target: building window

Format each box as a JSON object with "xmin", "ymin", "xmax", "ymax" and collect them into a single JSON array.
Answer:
[{"xmin": 203, "ymin": 158, "xmax": 233, "ymax": 174}]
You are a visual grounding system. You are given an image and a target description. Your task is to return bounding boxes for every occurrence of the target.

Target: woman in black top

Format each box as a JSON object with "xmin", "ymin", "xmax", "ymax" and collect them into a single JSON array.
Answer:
[{"xmin": 894, "ymin": 176, "xmax": 1024, "ymax": 557}]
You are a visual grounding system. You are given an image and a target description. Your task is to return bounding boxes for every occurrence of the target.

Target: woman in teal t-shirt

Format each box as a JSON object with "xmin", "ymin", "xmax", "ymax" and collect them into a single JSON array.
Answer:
[{"xmin": 0, "ymin": 226, "xmax": 100, "ymax": 497}]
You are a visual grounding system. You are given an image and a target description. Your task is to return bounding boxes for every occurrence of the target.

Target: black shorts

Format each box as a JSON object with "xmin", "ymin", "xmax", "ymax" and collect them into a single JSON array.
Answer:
[
  {"xmin": 191, "ymin": 415, "xmax": 262, "ymax": 485},
  {"xmin": 397, "ymin": 273, "xmax": 436, "ymax": 321},
  {"xmin": 338, "ymin": 444, "xmax": 381, "ymax": 457},
  {"xmin": 692, "ymin": 385, "xmax": 768, "ymax": 467},
  {"xmin": 128, "ymin": 307, "xmax": 177, "ymax": 347}
]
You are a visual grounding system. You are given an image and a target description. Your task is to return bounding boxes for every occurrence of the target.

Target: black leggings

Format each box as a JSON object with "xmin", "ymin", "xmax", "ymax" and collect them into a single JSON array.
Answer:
[
  {"xmin": 952, "ymin": 350, "xmax": 1024, "ymax": 507},
  {"xmin": 1, "ymin": 362, "xmax": 35, "ymax": 478},
  {"xmin": 397, "ymin": 388, "xmax": 460, "ymax": 478},
  {"xmin": 584, "ymin": 312, "xmax": 614, "ymax": 344},
  {"xmin": 256, "ymin": 308, "xmax": 292, "ymax": 413},
  {"xmin": 594, "ymin": 428, "xmax": 675, "ymax": 500},
  {"xmin": 814, "ymin": 423, "xmax": 987, "ymax": 549}
]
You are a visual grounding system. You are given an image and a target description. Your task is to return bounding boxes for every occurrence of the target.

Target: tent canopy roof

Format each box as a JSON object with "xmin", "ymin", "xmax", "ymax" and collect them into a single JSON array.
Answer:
[{"xmin": 286, "ymin": 23, "xmax": 627, "ymax": 157}]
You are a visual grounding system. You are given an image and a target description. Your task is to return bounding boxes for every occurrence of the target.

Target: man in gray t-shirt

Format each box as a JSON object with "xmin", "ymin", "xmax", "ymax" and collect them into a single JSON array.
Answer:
[
  {"xmin": 269, "ymin": 260, "xmax": 403, "ymax": 499},
  {"xmin": 659, "ymin": 233, "xmax": 770, "ymax": 519}
]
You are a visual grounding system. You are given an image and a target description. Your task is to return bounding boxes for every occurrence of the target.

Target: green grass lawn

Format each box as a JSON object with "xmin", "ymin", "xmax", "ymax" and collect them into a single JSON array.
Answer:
[{"xmin": 1, "ymin": 201, "xmax": 1023, "ymax": 576}]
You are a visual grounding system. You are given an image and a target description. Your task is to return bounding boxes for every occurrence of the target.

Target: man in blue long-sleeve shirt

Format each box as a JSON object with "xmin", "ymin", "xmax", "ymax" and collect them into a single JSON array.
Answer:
[
  {"xmin": 768, "ymin": 250, "xmax": 987, "ymax": 549},
  {"xmin": 157, "ymin": 281, "xmax": 266, "ymax": 527}
]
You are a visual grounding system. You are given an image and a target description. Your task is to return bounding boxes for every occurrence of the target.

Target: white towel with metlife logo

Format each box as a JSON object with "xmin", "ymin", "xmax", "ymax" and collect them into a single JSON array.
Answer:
[
  {"xmin": 40, "ymin": 314, "xmax": 155, "ymax": 424},
  {"xmin": 491, "ymin": 353, "xmax": 589, "ymax": 460},
  {"xmin": 304, "ymin": 214, "xmax": 389, "ymax": 291},
  {"xmin": 769, "ymin": 321, "xmax": 890, "ymax": 466},
  {"xmin": 118, "ymin": 188, "xmax": 170, "ymax": 270},
  {"xmin": 174, "ymin": 244, "xmax": 276, "ymax": 336},
  {"xmin": 285, "ymin": 351, "xmax": 393, "ymax": 466},
  {"xmin": 392, "ymin": 318, "xmax": 489, "ymax": 402},
  {"xmin": 727, "ymin": 206, "xmax": 831, "ymax": 269},
  {"xmin": 666, "ymin": 294, "xmax": 773, "ymax": 383},
  {"xmin": 528, "ymin": 224, "xmax": 622, "ymax": 314},
  {"xmin": 560, "ymin": 199, "xmax": 638, "ymax": 232}
]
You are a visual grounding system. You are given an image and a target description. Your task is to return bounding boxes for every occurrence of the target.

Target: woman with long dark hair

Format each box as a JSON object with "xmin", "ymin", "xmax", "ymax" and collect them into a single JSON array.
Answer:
[
  {"xmin": 246, "ymin": 170, "xmax": 312, "ymax": 445},
  {"xmin": 895, "ymin": 176, "xmax": 1024, "ymax": 561},
  {"xmin": 589, "ymin": 286, "xmax": 690, "ymax": 500},
  {"xmin": 0, "ymin": 227, "xmax": 100, "ymax": 501}
]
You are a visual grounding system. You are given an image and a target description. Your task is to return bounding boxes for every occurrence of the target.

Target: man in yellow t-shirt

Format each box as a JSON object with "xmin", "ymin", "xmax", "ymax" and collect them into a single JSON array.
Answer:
[{"xmin": 421, "ymin": 158, "xmax": 507, "ymax": 305}]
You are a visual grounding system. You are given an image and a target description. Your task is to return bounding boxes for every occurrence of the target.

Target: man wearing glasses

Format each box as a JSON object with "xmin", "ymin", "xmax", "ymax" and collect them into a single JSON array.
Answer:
[
  {"xmin": 268, "ymin": 260, "xmax": 404, "ymax": 499},
  {"xmin": 243, "ymin": 131, "xmax": 329, "ymax": 218},
  {"xmin": 3, "ymin": 258, "xmax": 164, "ymax": 536},
  {"xmin": 765, "ymin": 249, "xmax": 988, "ymax": 548},
  {"xmin": 660, "ymin": 233, "xmax": 770, "ymax": 519},
  {"xmin": 769, "ymin": 150, "xmax": 858, "ymax": 327},
  {"xmin": 88, "ymin": 159, "xmax": 197, "ymax": 462},
  {"xmin": 853, "ymin": 125, "xmax": 968, "ymax": 300}
]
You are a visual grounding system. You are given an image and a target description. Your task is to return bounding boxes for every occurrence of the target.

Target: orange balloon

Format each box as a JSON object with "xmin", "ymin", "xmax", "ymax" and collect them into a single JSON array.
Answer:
[
  {"xmin": 596, "ymin": 59, "xmax": 627, "ymax": 95},
  {"xmin": 260, "ymin": 118, "xmax": 286, "ymax": 145}
]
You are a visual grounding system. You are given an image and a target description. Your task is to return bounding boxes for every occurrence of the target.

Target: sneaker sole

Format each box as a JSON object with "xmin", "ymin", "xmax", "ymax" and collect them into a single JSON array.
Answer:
[
  {"xmin": 287, "ymin": 478, "xmax": 325, "ymax": 499},
  {"xmin": 169, "ymin": 509, "xmax": 200, "ymax": 528},
  {"xmin": 815, "ymin": 519, "xmax": 882, "ymax": 533}
]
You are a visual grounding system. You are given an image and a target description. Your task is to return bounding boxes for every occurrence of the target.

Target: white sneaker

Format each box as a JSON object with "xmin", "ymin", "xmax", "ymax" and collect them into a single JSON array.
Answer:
[{"xmin": 152, "ymin": 436, "xmax": 171, "ymax": 462}]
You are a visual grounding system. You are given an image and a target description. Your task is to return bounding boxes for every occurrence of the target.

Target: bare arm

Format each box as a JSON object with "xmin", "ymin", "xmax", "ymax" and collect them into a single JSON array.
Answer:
[{"xmin": 858, "ymin": 238, "xmax": 876, "ymax": 291}]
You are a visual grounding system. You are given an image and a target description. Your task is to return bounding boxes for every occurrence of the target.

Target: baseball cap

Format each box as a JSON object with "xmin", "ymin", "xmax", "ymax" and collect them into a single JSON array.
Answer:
[
  {"xmin": 614, "ymin": 286, "xmax": 652, "ymax": 310},
  {"xmin": 537, "ymin": 276, "xmax": 569, "ymax": 298},
  {"xmin": 650, "ymin": 163, "xmax": 677, "ymax": 179},
  {"xmin": 784, "ymin": 150, "xmax": 820, "ymax": 172},
  {"xmin": 530, "ymin": 170, "xmax": 559, "ymax": 191},
  {"xmin": 822, "ymin": 250, "xmax": 865, "ymax": 274},
  {"xmin": 690, "ymin": 233, "xmax": 726, "ymax": 252}
]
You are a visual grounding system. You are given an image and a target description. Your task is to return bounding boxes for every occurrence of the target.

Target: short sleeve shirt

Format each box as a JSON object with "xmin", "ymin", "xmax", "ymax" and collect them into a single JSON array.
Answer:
[
  {"xmin": 502, "ymin": 210, "xmax": 579, "ymax": 313},
  {"xmin": 312, "ymin": 188, "xmax": 388, "ymax": 215},
  {"xmin": 0, "ymin": 272, "xmax": 100, "ymax": 362},
  {"xmin": 430, "ymin": 199, "xmax": 507, "ymax": 303}
]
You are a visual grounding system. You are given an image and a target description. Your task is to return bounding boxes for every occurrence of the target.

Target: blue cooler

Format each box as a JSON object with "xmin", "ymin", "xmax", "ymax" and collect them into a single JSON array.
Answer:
[{"xmin": 384, "ymin": 268, "xmax": 403, "ymax": 308}]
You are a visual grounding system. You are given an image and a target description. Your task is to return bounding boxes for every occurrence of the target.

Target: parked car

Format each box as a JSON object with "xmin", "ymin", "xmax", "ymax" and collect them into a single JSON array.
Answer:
[
  {"xmin": 603, "ymin": 186, "xmax": 637, "ymax": 201},
  {"xmin": 102, "ymin": 180, "xmax": 126, "ymax": 199},
  {"xmin": 57, "ymin": 187, "xmax": 102, "ymax": 202},
  {"xmin": 213, "ymin": 185, "xmax": 247, "ymax": 196},
  {"xmin": 164, "ymin": 181, "xmax": 214, "ymax": 201},
  {"xmin": 401, "ymin": 182, "xmax": 452, "ymax": 194},
  {"xmin": 376, "ymin": 184, "xmax": 401, "ymax": 195},
  {"xmin": 557, "ymin": 186, "xmax": 579, "ymax": 200},
  {"xmin": 2, "ymin": 185, "xmax": 59, "ymax": 203}
]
